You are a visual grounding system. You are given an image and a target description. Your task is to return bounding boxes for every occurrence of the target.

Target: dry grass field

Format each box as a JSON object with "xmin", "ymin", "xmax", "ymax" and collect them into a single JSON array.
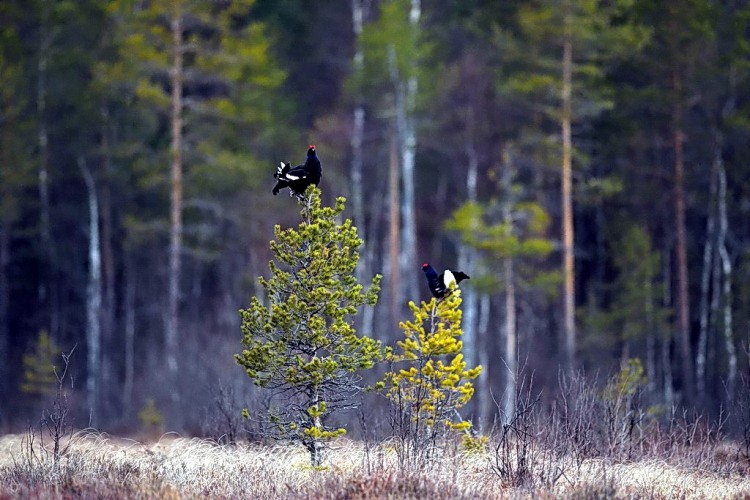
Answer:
[{"xmin": 1, "ymin": 431, "xmax": 749, "ymax": 499}]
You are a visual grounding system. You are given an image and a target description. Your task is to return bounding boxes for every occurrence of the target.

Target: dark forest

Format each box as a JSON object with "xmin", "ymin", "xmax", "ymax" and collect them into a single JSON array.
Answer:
[{"xmin": 1, "ymin": 0, "xmax": 750, "ymax": 441}]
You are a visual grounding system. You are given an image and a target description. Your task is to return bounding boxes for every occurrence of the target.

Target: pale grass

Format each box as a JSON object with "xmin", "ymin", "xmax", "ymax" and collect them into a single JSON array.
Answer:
[{"xmin": 1, "ymin": 432, "xmax": 749, "ymax": 498}]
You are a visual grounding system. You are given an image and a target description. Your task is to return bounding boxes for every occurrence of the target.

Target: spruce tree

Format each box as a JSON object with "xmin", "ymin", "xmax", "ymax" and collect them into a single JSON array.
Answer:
[{"xmin": 236, "ymin": 188, "xmax": 382, "ymax": 466}]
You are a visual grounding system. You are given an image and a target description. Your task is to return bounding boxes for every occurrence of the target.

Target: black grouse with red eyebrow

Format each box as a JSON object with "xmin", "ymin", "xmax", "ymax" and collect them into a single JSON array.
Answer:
[{"xmin": 272, "ymin": 144, "xmax": 322, "ymax": 197}]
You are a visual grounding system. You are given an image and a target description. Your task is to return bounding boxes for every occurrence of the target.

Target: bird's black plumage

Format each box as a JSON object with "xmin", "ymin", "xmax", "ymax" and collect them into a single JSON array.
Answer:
[
  {"xmin": 272, "ymin": 145, "xmax": 322, "ymax": 197},
  {"xmin": 422, "ymin": 263, "xmax": 470, "ymax": 298}
]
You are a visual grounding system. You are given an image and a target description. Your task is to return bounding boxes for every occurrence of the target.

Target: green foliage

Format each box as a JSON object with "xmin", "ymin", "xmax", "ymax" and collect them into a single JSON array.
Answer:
[
  {"xmin": 445, "ymin": 199, "xmax": 558, "ymax": 295},
  {"xmin": 20, "ymin": 331, "xmax": 60, "ymax": 396},
  {"xmin": 383, "ymin": 290, "xmax": 481, "ymax": 465},
  {"xmin": 352, "ymin": 0, "xmax": 437, "ymax": 109},
  {"xmin": 236, "ymin": 188, "xmax": 382, "ymax": 465},
  {"xmin": 114, "ymin": 0, "xmax": 289, "ymax": 192},
  {"xmin": 602, "ymin": 358, "xmax": 647, "ymax": 401},
  {"xmin": 583, "ymin": 224, "xmax": 669, "ymax": 356},
  {"xmin": 138, "ymin": 398, "xmax": 163, "ymax": 428}
]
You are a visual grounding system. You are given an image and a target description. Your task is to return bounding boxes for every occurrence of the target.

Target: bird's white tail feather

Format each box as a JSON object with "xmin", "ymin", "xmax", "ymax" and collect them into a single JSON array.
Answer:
[{"xmin": 443, "ymin": 269, "xmax": 456, "ymax": 287}]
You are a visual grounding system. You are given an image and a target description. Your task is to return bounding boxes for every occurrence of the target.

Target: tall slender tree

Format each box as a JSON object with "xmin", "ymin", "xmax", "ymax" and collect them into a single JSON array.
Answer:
[
  {"xmin": 79, "ymin": 158, "xmax": 102, "ymax": 424},
  {"xmin": 357, "ymin": 0, "xmax": 429, "ymax": 321},
  {"xmin": 507, "ymin": 0, "xmax": 648, "ymax": 370},
  {"xmin": 116, "ymin": 0, "xmax": 287, "ymax": 413},
  {"xmin": 446, "ymin": 145, "xmax": 556, "ymax": 421}
]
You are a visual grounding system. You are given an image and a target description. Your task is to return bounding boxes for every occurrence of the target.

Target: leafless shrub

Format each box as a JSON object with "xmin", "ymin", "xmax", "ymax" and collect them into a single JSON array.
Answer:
[
  {"xmin": 40, "ymin": 347, "xmax": 77, "ymax": 465},
  {"xmin": 202, "ymin": 380, "xmax": 241, "ymax": 445},
  {"xmin": 492, "ymin": 376, "xmax": 541, "ymax": 486},
  {"xmin": 387, "ymin": 388, "xmax": 446, "ymax": 472},
  {"xmin": 551, "ymin": 370, "xmax": 599, "ymax": 467}
]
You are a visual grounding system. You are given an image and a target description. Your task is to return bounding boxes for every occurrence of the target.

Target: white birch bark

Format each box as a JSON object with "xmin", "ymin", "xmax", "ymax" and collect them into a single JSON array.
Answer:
[
  {"xmin": 350, "ymin": 0, "xmax": 377, "ymax": 338},
  {"xmin": 500, "ymin": 146, "xmax": 517, "ymax": 423},
  {"xmin": 477, "ymin": 294, "xmax": 492, "ymax": 425},
  {"xmin": 80, "ymin": 158, "xmax": 101, "ymax": 425},
  {"xmin": 696, "ymin": 159, "xmax": 718, "ymax": 396},
  {"xmin": 392, "ymin": 0, "xmax": 420, "ymax": 303},
  {"xmin": 502, "ymin": 258, "xmax": 517, "ymax": 423},
  {"xmin": 350, "ymin": 0, "xmax": 366, "ymax": 238},
  {"xmin": 717, "ymin": 163, "xmax": 737, "ymax": 398},
  {"xmin": 458, "ymin": 108, "xmax": 479, "ymax": 371}
]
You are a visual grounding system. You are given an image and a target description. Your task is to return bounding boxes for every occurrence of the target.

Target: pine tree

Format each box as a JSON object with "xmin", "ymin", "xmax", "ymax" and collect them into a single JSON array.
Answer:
[
  {"xmin": 383, "ymin": 290, "xmax": 482, "ymax": 468},
  {"xmin": 236, "ymin": 188, "xmax": 382, "ymax": 466},
  {"xmin": 20, "ymin": 330, "xmax": 60, "ymax": 396}
]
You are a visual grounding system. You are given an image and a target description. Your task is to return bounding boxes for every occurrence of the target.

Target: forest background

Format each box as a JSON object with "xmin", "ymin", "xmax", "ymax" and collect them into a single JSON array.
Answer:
[{"xmin": 1, "ymin": 0, "xmax": 749, "ymax": 437}]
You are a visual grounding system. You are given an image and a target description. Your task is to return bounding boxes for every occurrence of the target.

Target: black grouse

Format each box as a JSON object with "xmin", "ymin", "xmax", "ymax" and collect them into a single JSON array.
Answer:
[
  {"xmin": 422, "ymin": 263, "xmax": 470, "ymax": 299},
  {"xmin": 272, "ymin": 144, "xmax": 322, "ymax": 197}
]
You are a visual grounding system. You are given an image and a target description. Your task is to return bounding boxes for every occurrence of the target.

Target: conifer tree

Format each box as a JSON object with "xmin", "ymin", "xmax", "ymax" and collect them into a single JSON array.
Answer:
[
  {"xmin": 20, "ymin": 330, "xmax": 60, "ymax": 396},
  {"xmin": 236, "ymin": 188, "xmax": 382, "ymax": 466},
  {"xmin": 383, "ymin": 290, "xmax": 482, "ymax": 468}
]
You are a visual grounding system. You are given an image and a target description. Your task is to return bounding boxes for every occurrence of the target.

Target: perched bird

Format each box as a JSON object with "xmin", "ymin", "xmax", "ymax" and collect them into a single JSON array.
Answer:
[
  {"xmin": 422, "ymin": 263, "xmax": 470, "ymax": 299},
  {"xmin": 272, "ymin": 144, "xmax": 322, "ymax": 197}
]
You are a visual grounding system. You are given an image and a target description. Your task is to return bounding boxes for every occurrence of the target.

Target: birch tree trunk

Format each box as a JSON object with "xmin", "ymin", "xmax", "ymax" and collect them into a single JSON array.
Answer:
[
  {"xmin": 98, "ymin": 110, "xmax": 117, "ymax": 419},
  {"xmin": 717, "ymin": 162, "xmax": 737, "ymax": 399},
  {"xmin": 561, "ymin": 0, "xmax": 576, "ymax": 371},
  {"xmin": 477, "ymin": 293, "xmax": 492, "ymax": 426},
  {"xmin": 458, "ymin": 107, "xmax": 479, "ymax": 378},
  {"xmin": 696, "ymin": 157, "xmax": 718, "ymax": 397},
  {"xmin": 350, "ymin": 0, "xmax": 366, "ymax": 238},
  {"xmin": 166, "ymin": 4, "xmax": 184, "ymax": 381},
  {"xmin": 395, "ymin": 0, "xmax": 420, "ymax": 304},
  {"xmin": 502, "ymin": 257, "xmax": 517, "ymax": 423},
  {"xmin": 80, "ymin": 158, "xmax": 102, "ymax": 425},
  {"xmin": 501, "ymin": 144, "xmax": 517, "ymax": 423},
  {"xmin": 350, "ymin": 0, "xmax": 375, "ymax": 337}
]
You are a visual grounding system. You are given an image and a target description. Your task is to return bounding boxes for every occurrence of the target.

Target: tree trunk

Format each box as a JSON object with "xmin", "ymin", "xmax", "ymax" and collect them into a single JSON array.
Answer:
[
  {"xmin": 458, "ymin": 107, "xmax": 479, "ymax": 376},
  {"xmin": 350, "ymin": 0, "xmax": 366, "ymax": 236},
  {"xmin": 123, "ymin": 253, "xmax": 136, "ymax": 414},
  {"xmin": 561, "ymin": 0, "xmax": 576, "ymax": 371},
  {"xmin": 79, "ymin": 158, "xmax": 102, "ymax": 425},
  {"xmin": 696, "ymin": 155, "xmax": 718, "ymax": 397},
  {"xmin": 99, "ymin": 109, "xmax": 116, "ymax": 419},
  {"xmin": 477, "ymin": 294, "xmax": 491, "ymax": 425},
  {"xmin": 388, "ymin": 0, "xmax": 420, "ymax": 305},
  {"xmin": 166, "ymin": 4, "xmax": 184, "ymax": 382},
  {"xmin": 350, "ymin": 0, "xmax": 372, "ymax": 336},
  {"xmin": 671, "ymin": 66, "xmax": 695, "ymax": 402},
  {"xmin": 388, "ymin": 121, "xmax": 401, "ymax": 326},
  {"xmin": 502, "ymin": 257, "xmax": 517, "ymax": 423},
  {"xmin": 717, "ymin": 162, "xmax": 737, "ymax": 400},
  {"xmin": 500, "ymin": 144, "xmax": 516, "ymax": 423},
  {"xmin": 0, "ymin": 216, "xmax": 8, "ymax": 400},
  {"xmin": 0, "ymin": 109, "xmax": 11, "ymax": 399},
  {"xmin": 661, "ymin": 245, "xmax": 674, "ymax": 407},
  {"xmin": 307, "ymin": 390, "xmax": 324, "ymax": 466},
  {"xmin": 37, "ymin": 4, "xmax": 58, "ymax": 340}
]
